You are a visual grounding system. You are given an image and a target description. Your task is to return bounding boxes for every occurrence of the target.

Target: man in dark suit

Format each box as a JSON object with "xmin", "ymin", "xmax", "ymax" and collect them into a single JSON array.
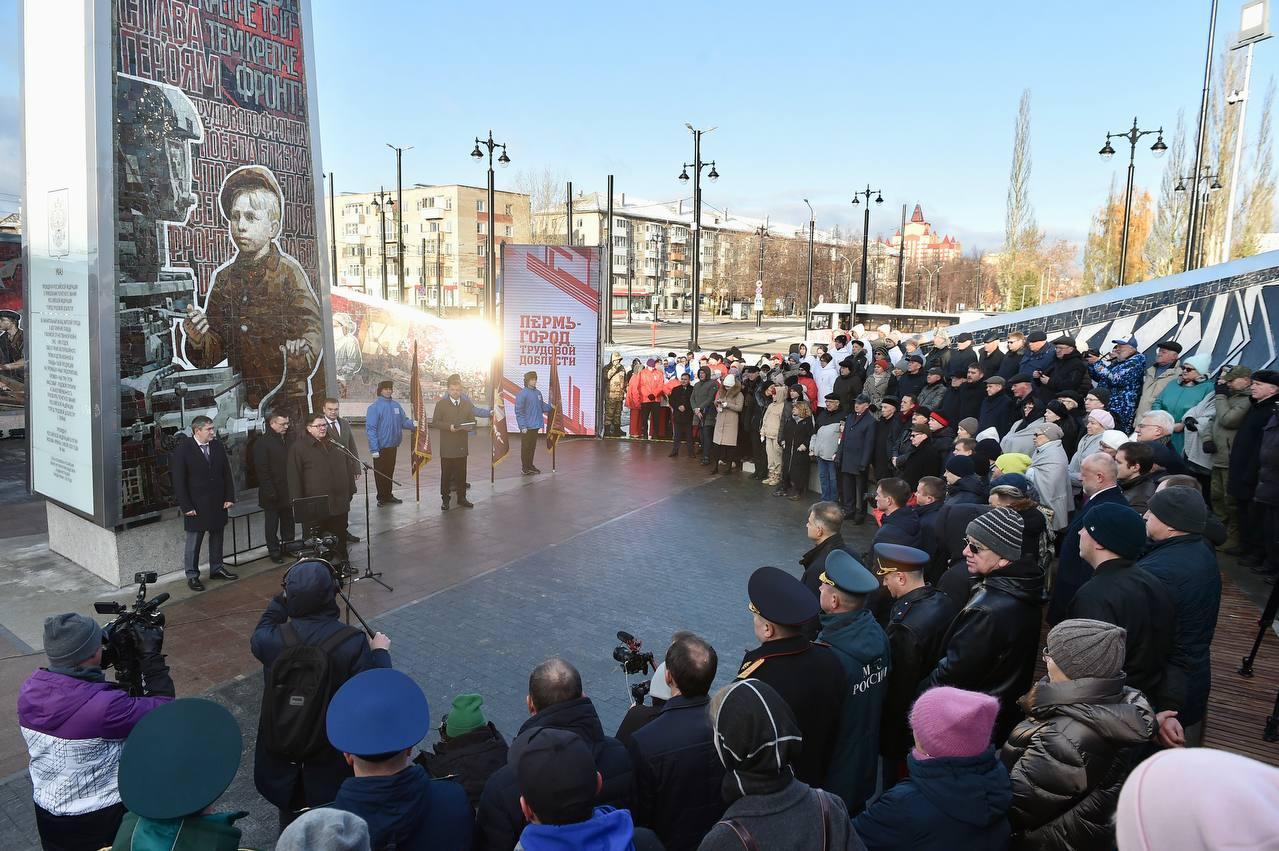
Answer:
[
  {"xmin": 1048, "ymin": 452, "xmax": 1129, "ymax": 625},
  {"xmin": 287, "ymin": 413, "xmax": 356, "ymax": 563},
  {"xmin": 171, "ymin": 416, "xmax": 238, "ymax": 592},
  {"xmin": 322, "ymin": 397, "xmax": 362, "ymax": 543},
  {"xmin": 254, "ymin": 410, "xmax": 293, "ymax": 564},
  {"xmin": 429, "ymin": 373, "xmax": 492, "ymax": 511}
]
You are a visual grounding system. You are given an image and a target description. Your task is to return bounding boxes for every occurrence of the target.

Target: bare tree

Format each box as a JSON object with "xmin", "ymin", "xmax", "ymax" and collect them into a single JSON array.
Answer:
[
  {"xmin": 1145, "ymin": 110, "xmax": 1190, "ymax": 278},
  {"xmin": 513, "ymin": 167, "xmax": 568, "ymax": 244},
  {"xmin": 1001, "ymin": 89, "xmax": 1043, "ymax": 309},
  {"xmin": 1237, "ymin": 77, "xmax": 1276, "ymax": 257}
]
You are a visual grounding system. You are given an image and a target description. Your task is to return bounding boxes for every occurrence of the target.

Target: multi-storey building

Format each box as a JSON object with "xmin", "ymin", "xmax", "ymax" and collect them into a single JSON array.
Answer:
[
  {"xmin": 880, "ymin": 204, "xmax": 962, "ymax": 265},
  {"xmin": 328, "ymin": 185, "xmax": 531, "ymax": 310},
  {"xmin": 535, "ymin": 193, "xmax": 837, "ymax": 315}
]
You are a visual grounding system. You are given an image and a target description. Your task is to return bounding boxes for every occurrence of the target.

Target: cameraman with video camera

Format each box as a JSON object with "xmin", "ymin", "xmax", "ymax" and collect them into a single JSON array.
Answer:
[{"xmin": 19, "ymin": 611, "xmax": 174, "ymax": 850}]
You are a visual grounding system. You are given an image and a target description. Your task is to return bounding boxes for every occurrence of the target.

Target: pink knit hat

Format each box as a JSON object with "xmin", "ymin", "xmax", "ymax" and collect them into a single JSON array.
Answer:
[{"xmin": 910, "ymin": 687, "xmax": 998, "ymax": 759}]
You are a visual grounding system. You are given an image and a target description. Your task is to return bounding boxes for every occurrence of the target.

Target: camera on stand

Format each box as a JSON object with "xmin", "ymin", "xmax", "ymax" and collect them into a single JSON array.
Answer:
[
  {"xmin": 288, "ymin": 495, "xmax": 356, "ymax": 579},
  {"xmin": 94, "ymin": 572, "xmax": 169, "ymax": 697},
  {"xmin": 612, "ymin": 630, "xmax": 657, "ymax": 706}
]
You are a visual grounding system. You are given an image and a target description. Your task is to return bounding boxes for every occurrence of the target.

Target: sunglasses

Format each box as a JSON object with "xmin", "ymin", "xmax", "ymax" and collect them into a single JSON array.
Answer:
[
  {"xmin": 1180, "ymin": 366, "xmax": 1197, "ymax": 372},
  {"xmin": 963, "ymin": 537, "xmax": 989, "ymax": 554}
]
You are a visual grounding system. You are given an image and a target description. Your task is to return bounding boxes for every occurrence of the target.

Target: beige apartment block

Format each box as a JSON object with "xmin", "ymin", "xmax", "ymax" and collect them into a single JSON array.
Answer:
[{"xmin": 328, "ymin": 184, "xmax": 531, "ymax": 310}]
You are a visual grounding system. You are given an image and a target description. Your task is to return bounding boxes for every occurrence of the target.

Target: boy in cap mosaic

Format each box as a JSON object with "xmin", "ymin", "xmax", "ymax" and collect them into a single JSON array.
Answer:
[{"xmin": 183, "ymin": 165, "xmax": 324, "ymax": 416}]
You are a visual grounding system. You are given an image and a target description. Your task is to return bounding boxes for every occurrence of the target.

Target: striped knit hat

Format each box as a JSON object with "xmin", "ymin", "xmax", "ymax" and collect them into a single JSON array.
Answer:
[{"xmin": 965, "ymin": 506, "xmax": 1024, "ymax": 561}]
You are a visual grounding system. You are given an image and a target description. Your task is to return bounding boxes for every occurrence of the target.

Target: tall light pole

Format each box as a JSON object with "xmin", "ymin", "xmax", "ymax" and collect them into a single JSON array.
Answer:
[
  {"xmin": 1176, "ymin": 166, "xmax": 1223, "ymax": 269},
  {"xmin": 370, "ymin": 187, "xmax": 394, "ymax": 301},
  {"xmin": 1185, "ymin": 0, "xmax": 1221, "ymax": 271},
  {"xmin": 387, "ymin": 144, "xmax": 412, "ymax": 302},
  {"xmin": 678, "ymin": 124, "xmax": 719, "ymax": 352},
  {"xmin": 1222, "ymin": 0, "xmax": 1272, "ymax": 264},
  {"xmin": 652, "ymin": 229, "xmax": 665, "ymax": 322},
  {"xmin": 803, "ymin": 199, "xmax": 815, "ymax": 333},
  {"xmin": 851, "ymin": 185, "xmax": 883, "ymax": 326},
  {"xmin": 755, "ymin": 222, "xmax": 769, "ymax": 328},
  {"xmin": 327, "ymin": 172, "xmax": 337, "ymax": 291},
  {"xmin": 471, "ymin": 131, "xmax": 510, "ymax": 322},
  {"xmin": 1098, "ymin": 118, "xmax": 1167, "ymax": 285}
]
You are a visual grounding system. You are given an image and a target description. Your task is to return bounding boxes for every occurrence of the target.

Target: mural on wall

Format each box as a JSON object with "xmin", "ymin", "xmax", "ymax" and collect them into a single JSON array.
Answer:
[
  {"xmin": 113, "ymin": 1, "xmax": 326, "ymax": 518},
  {"xmin": 0, "ymin": 235, "xmax": 23, "ymax": 409}
]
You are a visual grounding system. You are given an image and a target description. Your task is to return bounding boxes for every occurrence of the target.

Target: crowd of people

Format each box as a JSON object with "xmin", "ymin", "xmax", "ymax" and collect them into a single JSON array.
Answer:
[{"xmin": 17, "ymin": 324, "xmax": 1279, "ymax": 850}]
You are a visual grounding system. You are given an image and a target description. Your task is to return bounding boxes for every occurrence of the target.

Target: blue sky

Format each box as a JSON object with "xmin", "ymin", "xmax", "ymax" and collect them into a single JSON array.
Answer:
[{"xmin": 3, "ymin": 1, "xmax": 1278, "ymax": 253}]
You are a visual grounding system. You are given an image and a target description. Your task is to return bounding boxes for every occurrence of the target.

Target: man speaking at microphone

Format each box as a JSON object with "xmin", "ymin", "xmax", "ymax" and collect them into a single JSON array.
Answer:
[{"xmin": 288, "ymin": 413, "xmax": 357, "ymax": 564}]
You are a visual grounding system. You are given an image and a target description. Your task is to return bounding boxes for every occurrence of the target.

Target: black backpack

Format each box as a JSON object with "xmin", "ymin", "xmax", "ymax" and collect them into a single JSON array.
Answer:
[{"xmin": 260, "ymin": 622, "xmax": 361, "ymax": 762}]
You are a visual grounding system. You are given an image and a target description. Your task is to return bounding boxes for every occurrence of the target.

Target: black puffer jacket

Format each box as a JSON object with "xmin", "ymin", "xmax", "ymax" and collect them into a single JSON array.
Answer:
[
  {"xmin": 1043, "ymin": 352, "xmax": 1090, "ymax": 399},
  {"xmin": 475, "ymin": 697, "xmax": 633, "ymax": 851},
  {"xmin": 923, "ymin": 558, "xmax": 1045, "ymax": 744},
  {"xmin": 417, "ymin": 721, "xmax": 508, "ymax": 807},
  {"xmin": 1001, "ymin": 677, "xmax": 1155, "ymax": 851}
]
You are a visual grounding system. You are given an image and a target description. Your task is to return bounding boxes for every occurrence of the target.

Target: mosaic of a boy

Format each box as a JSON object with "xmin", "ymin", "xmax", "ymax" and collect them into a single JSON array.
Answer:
[{"xmin": 182, "ymin": 165, "xmax": 323, "ymax": 410}]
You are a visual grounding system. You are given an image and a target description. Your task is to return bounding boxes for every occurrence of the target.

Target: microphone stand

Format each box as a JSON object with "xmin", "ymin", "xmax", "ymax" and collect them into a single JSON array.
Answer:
[{"xmin": 326, "ymin": 436, "xmax": 395, "ymax": 593}]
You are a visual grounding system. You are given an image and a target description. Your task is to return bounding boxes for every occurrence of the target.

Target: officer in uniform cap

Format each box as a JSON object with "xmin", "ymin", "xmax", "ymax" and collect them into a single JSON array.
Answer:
[
  {"xmin": 872, "ymin": 543, "xmax": 960, "ymax": 778},
  {"xmin": 738, "ymin": 566, "xmax": 848, "ymax": 788},
  {"xmin": 815, "ymin": 551, "xmax": 890, "ymax": 814},
  {"xmin": 113, "ymin": 698, "xmax": 248, "ymax": 848}
]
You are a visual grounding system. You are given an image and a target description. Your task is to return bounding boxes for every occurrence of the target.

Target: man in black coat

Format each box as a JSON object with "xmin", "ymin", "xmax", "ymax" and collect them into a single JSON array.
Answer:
[
  {"xmin": 429, "ymin": 373, "xmax": 492, "ymax": 510},
  {"xmin": 957, "ymin": 363, "xmax": 987, "ymax": 422},
  {"xmin": 668, "ymin": 371, "xmax": 695, "ymax": 458},
  {"xmin": 996, "ymin": 332, "xmax": 1026, "ymax": 379},
  {"xmin": 895, "ymin": 425, "xmax": 942, "ymax": 488},
  {"xmin": 1229, "ymin": 370, "xmax": 1279, "ymax": 570},
  {"xmin": 978, "ymin": 376, "xmax": 1016, "ymax": 434},
  {"xmin": 872, "ymin": 397, "xmax": 905, "ymax": 483},
  {"xmin": 798, "ymin": 500, "xmax": 856, "ymax": 639},
  {"xmin": 475, "ymin": 659, "xmax": 634, "ymax": 851},
  {"xmin": 894, "ymin": 355, "xmax": 926, "ymax": 402},
  {"xmin": 1049, "ymin": 452, "xmax": 1129, "ymax": 624},
  {"xmin": 946, "ymin": 333, "xmax": 978, "ymax": 380},
  {"xmin": 170, "ymin": 416, "xmax": 238, "ymax": 592},
  {"xmin": 254, "ymin": 411, "xmax": 294, "ymax": 565},
  {"xmin": 1040, "ymin": 336, "xmax": 1090, "ymax": 401},
  {"xmin": 250, "ymin": 561, "xmax": 391, "ymax": 828},
  {"xmin": 322, "ymin": 397, "xmax": 362, "ymax": 543},
  {"xmin": 923, "ymin": 507, "xmax": 1044, "ymax": 743},
  {"xmin": 417, "ymin": 694, "xmax": 509, "ymax": 808},
  {"xmin": 628, "ymin": 634, "xmax": 726, "ymax": 851},
  {"xmin": 977, "ymin": 332, "xmax": 1004, "ymax": 377},
  {"xmin": 737, "ymin": 567, "xmax": 847, "ymax": 789},
  {"xmin": 1068, "ymin": 503, "xmax": 1183, "ymax": 725},
  {"xmin": 287, "ymin": 413, "xmax": 356, "ymax": 562},
  {"xmin": 837, "ymin": 395, "xmax": 877, "ymax": 521},
  {"xmin": 874, "ymin": 543, "xmax": 959, "ymax": 776}
]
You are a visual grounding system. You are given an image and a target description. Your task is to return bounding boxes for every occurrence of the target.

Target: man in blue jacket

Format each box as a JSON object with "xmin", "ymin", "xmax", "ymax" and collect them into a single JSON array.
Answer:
[
  {"xmin": 817, "ymin": 550, "xmax": 891, "ymax": 816},
  {"xmin": 365, "ymin": 380, "xmax": 415, "ymax": 506},
  {"xmin": 516, "ymin": 370, "xmax": 554, "ymax": 476},
  {"xmin": 1087, "ymin": 337, "xmax": 1149, "ymax": 433},
  {"xmin": 330, "ymin": 669, "xmax": 473, "ymax": 850}
]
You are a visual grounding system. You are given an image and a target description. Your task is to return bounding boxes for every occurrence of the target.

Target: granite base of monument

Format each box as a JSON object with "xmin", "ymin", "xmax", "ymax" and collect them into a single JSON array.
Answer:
[{"xmin": 46, "ymin": 503, "xmax": 205, "ymax": 588}]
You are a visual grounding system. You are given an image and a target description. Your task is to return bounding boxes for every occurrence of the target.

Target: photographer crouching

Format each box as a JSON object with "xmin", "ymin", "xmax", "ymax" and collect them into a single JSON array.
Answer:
[{"xmin": 18, "ymin": 611, "xmax": 174, "ymax": 850}]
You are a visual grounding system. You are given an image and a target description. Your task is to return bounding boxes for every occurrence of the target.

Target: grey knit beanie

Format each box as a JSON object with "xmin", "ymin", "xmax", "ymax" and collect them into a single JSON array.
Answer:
[
  {"xmin": 1047, "ymin": 619, "xmax": 1127, "ymax": 680},
  {"xmin": 276, "ymin": 808, "xmax": 370, "ymax": 851},
  {"xmin": 965, "ymin": 507, "xmax": 1024, "ymax": 561},
  {"xmin": 43, "ymin": 613, "xmax": 103, "ymax": 668}
]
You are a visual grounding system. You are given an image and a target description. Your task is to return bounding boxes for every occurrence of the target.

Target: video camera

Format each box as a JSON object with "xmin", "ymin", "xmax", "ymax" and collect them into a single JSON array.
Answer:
[
  {"xmin": 94, "ymin": 572, "xmax": 168, "ymax": 697},
  {"xmin": 282, "ymin": 532, "xmax": 343, "ymax": 561},
  {"xmin": 612, "ymin": 630, "xmax": 658, "ymax": 706}
]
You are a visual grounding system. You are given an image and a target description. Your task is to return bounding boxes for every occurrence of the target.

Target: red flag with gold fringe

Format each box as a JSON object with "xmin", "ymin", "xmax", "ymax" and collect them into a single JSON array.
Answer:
[
  {"xmin": 410, "ymin": 340, "xmax": 431, "ymax": 475},
  {"xmin": 546, "ymin": 355, "xmax": 566, "ymax": 450}
]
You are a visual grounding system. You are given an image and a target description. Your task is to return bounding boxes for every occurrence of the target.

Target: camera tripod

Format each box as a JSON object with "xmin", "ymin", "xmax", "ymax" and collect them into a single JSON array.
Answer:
[
  {"xmin": 324, "ymin": 438, "xmax": 397, "ymax": 593},
  {"xmin": 1238, "ymin": 569, "xmax": 1279, "ymax": 742}
]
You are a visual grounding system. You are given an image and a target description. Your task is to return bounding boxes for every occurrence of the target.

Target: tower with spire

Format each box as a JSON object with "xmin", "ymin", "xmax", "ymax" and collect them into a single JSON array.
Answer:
[{"xmin": 882, "ymin": 204, "xmax": 962, "ymax": 264}]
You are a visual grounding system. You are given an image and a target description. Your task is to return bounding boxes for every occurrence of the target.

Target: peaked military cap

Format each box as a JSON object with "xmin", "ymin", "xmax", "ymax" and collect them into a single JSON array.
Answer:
[
  {"xmin": 819, "ymin": 550, "xmax": 879, "ymax": 595},
  {"xmin": 748, "ymin": 566, "xmax": 819, "ymax": 626}
]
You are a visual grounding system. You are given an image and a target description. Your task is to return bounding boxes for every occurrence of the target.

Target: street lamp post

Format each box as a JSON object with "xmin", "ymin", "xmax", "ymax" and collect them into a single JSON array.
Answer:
[
  {"xmin": 1185, "ymin": 0, "xmax": 1222, "ymax": 272},
  {"xmin": 387, "ymin": 144, "xmax": 412, "ymax": 302},
  {"xmin": 1099, "ymin": 118, "xmax": 1167, "ymax": 285},
  {"xmin": 755, "ymin": 222, "xmax": 769, "ymax": 328},
  {"xmin": 850, "ymin": 185, "xmax": 883, "ymax": 327},
  {"xmin": 678, "ymin": 124, "xmax": 719, "ymax": 352},
  {"xmin": 1175, "ymin": 166, "xmax": 1223, "ymax": 269},
  {"xmin": 652, "ymin": 230, "xmax": 665, "ymax": 322},
  {"xmin": 470, "ymin": 131, "xmax": 510, "ymax": 323},
  {"xmin": 370, "ymin": 187, "xmax": 394, "ymax": 301},
  {"xmin": 1222, "ymin": 1, "xmax": 1273, "ymax": 264},
  {"xmin": 802, "ymin": 200, "xmax": 815, "ymax": 333}
]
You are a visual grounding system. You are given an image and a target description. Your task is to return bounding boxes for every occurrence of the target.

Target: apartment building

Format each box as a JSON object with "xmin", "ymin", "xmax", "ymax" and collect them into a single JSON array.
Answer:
[
  {"xmin": 329, "ymin": 184, "xmax": 531, "ymax": 310},
  {"xmin": 535, "ymin": 193, "xmax": 836, "ymax": 316}
]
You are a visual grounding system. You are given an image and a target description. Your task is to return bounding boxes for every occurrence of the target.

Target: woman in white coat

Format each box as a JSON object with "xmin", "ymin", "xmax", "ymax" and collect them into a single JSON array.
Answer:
[{"xmin": 1025, "ymin": 421, "xmax": 1072, "ymax": 532}]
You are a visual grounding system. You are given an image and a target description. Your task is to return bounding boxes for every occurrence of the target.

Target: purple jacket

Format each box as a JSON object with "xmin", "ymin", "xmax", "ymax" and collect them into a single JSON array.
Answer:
[{"xmin": 18, "ymin": 669, "xmax": 171, "ymax": 815}]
